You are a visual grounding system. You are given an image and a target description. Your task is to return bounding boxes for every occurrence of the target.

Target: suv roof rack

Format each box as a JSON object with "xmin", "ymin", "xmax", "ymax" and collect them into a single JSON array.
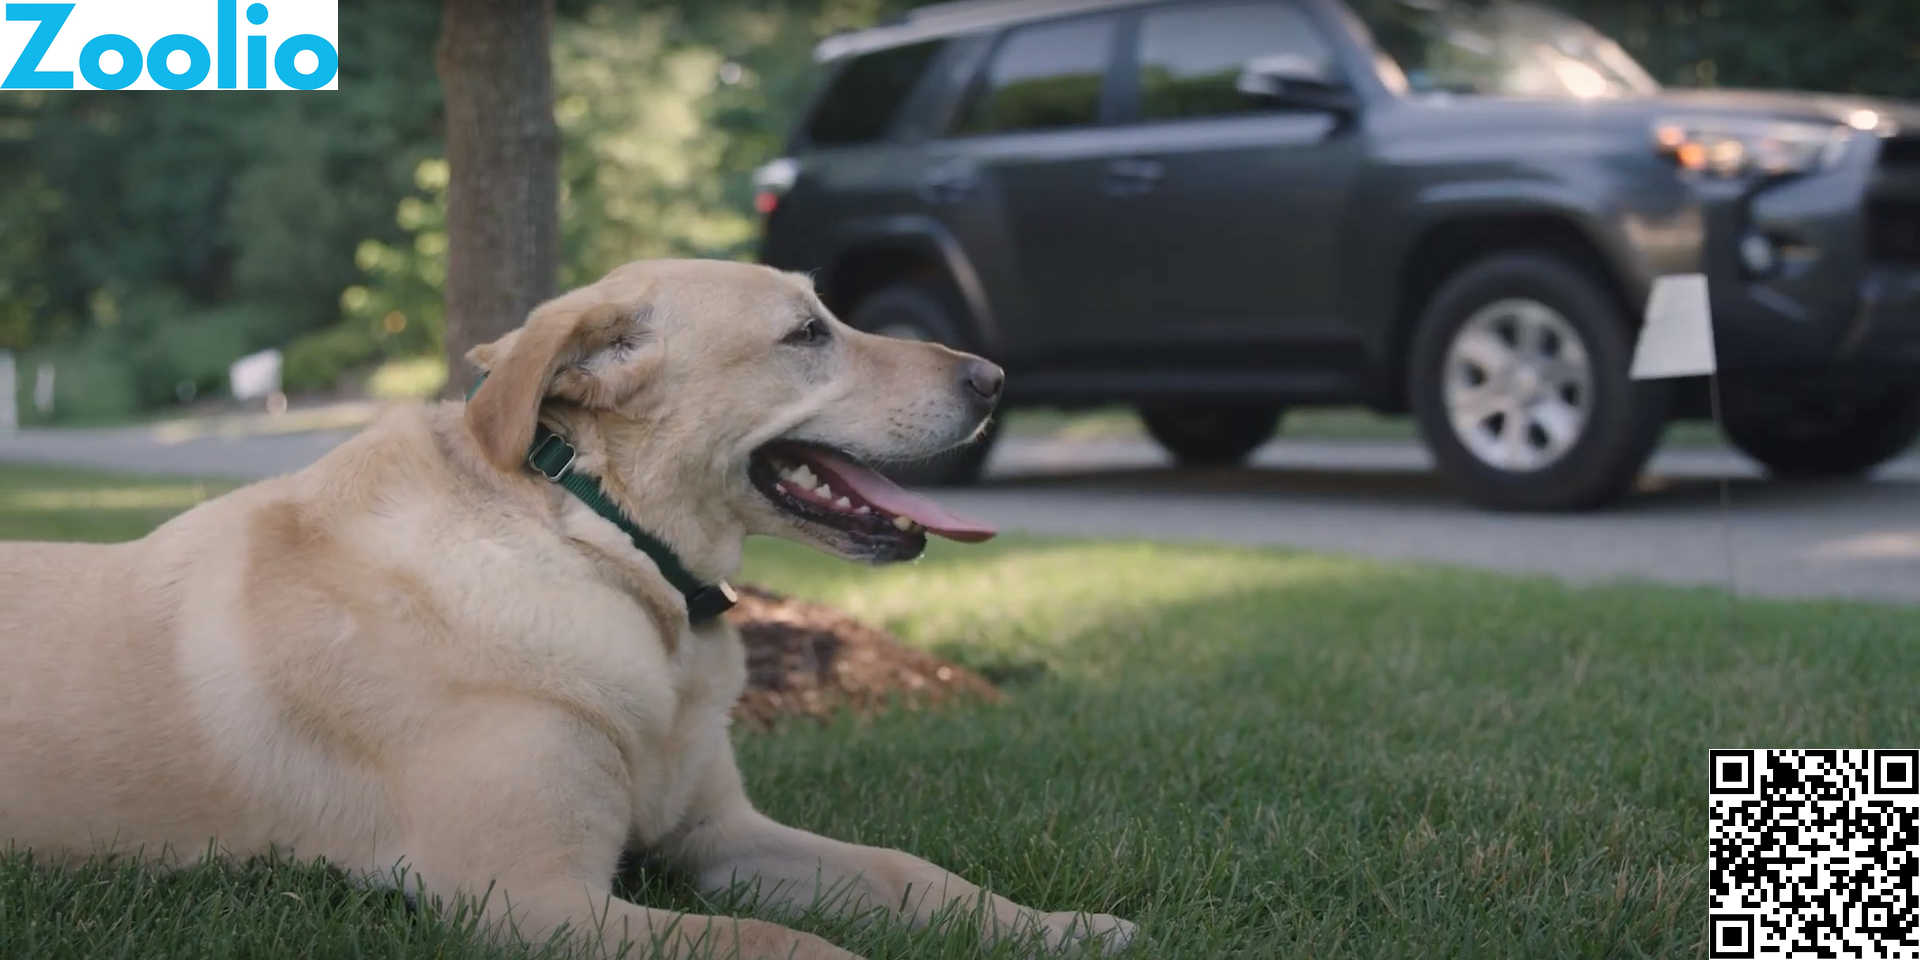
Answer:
[{"xmin": 816, "ymin": 0, "xmax": 1136, "ymax": 62}]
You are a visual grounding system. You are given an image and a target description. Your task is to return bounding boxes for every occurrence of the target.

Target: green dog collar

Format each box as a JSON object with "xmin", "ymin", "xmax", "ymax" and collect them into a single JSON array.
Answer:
[{"xmin": 473, "ymin": 378, "xmax": 737, "ymax": 623}]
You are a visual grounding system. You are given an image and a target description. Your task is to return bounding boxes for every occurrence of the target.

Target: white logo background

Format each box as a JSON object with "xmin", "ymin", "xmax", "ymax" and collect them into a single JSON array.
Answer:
[{"xmin": 1, "ymin": 0, "xmax": 338, "ymax": 91}]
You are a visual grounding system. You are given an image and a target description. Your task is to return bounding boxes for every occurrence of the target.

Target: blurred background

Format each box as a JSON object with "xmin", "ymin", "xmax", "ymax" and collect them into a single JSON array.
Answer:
[
  {"xmin": 2, "ymin": 0, "xmax": 1918, "ymax": 599},
  {"xmin": 2, "ymin": 0, "xmax": 1913, "ymax": 421}
]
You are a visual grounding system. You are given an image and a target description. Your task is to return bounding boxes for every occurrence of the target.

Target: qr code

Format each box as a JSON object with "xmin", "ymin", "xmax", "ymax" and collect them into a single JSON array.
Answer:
[{"xmin": 1711, "ymin": 749, "xmax": 1920, "ymax": 958}]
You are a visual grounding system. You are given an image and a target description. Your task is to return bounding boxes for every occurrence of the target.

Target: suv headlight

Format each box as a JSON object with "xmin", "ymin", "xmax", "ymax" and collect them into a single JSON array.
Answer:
[{"xmin": 1653, "ymin": 118, "xmax": 1852, "ymax": 178}]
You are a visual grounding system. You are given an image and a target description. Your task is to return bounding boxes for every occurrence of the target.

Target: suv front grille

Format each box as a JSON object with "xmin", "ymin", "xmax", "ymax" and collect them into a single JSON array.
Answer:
[{"xmin": 1867, "ymin": 199, "xmax": 1920, "ymax": 266}]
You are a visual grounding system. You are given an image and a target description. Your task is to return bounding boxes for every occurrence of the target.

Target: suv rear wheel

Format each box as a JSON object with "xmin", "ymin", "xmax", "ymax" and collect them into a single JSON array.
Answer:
[
  {"xmin": 847, "ymin": 282, "xmax": 998, "ymax": 487},
  {"xmin": 1139, "ymin": 405, "xmax": 1282, "ymax": 466},
  {"xmin": 1409, "ymin": 252, "xmax": 1670, "ymax": 510},
  {"xmin": 1721, "ymin": 384, "xmax": 1920, "ymax": 477}
]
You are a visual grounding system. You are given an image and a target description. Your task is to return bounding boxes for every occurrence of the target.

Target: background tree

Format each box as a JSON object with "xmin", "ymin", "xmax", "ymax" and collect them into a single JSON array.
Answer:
[{"xmin": 436, "ymin": 0, "xmax": 561, "ymax": 397}]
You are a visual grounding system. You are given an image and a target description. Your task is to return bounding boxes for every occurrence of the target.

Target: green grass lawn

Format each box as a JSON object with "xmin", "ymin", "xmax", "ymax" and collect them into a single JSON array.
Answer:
[{"xmin": 3, "ymin": 464, "xmax": 1914, "ymax": 958}]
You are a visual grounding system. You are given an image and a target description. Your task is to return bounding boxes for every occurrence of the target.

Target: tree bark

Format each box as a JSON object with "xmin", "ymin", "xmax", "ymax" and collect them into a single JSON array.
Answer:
[{"xmin": 437, "ymin": 0, "xmax": 560, "ymax": 397}]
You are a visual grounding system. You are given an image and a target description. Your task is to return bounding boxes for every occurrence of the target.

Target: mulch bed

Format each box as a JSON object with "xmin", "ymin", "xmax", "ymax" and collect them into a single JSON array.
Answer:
[{"xmin": 725, "ymin": 584, "xmax": 1003, "ymax": 729}]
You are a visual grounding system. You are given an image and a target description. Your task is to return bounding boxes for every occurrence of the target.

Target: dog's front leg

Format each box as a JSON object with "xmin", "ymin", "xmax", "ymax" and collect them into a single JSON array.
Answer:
[
  {"xmin": 665, "ymin": 753, "xmax": 1135, "ymax": 955},
  {"xmin": 488, "ymin": 882, "xmax": 861, "ymax": 960},
  {"xmin": 395, "ymin": 703, "xmax": 862, "ymax": 960}
]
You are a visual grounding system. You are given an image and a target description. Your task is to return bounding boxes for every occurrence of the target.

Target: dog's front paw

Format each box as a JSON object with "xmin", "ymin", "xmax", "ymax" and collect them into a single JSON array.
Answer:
[{"xmin": 1039, "ymin": 911, "xmax": 1137, "ymax": 955}]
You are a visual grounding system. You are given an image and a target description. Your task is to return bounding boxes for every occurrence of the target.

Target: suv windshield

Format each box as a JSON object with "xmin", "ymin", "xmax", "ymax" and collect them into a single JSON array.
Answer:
[{"xmin": 1357, "ymin": 0, "xmax": 1658, "ymax": 99}]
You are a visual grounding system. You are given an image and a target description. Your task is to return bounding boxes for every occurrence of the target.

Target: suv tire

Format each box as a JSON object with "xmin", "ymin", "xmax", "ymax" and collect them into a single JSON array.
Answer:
[
  {"xmin": 1722, "ymin": 384, "xmax": 1920, "ymax": 477},
  {"xmin": 1409, "ymin": 252, "xmax": 1670, "ymax": 510},
  {"xmin": 847, "ymin": 282, "xmax": 997, "ymax": 486},
  {"xmin": 1139, "ymin": 405, "xmax": 1282, "ymax": 466}
]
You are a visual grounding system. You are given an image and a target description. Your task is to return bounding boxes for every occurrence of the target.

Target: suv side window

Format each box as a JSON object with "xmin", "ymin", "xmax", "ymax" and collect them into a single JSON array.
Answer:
[
  {"xmin": 954, "ymin": 15, "xmax": 1117, "ymax": 135},
  {"xmin": 1136, "ymin": 1, "xmax": 1336, "ymax": 121},
  {"xmin": 805, "ymin": 40, "xmax": 944, "ymax": 146}
]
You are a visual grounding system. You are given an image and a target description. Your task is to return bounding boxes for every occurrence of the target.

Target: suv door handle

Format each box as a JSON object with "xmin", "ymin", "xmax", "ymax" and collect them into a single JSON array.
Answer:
[
  {"xmin": 919, "ymin": 164, "xmax": 978, "ymax": 204},
  {"xmin": 1103, "ymin": 158, "xmax": 1163, "ymax": 197}
]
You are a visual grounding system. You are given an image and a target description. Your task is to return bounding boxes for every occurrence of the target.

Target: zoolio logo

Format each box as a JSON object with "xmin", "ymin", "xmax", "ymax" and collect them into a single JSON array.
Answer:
[{"xmin": 2, "ymin": 0, "xmax": 337, "ymax": 91}]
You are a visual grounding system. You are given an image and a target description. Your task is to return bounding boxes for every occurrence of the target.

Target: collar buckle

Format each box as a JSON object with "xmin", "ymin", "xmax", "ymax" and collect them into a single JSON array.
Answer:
[
  {"xmin": 527, "ymin": 432, "xmax": 577, "ymax": 483},
  {"xmin": 686, "ymin": 581, "xmax": 739, "ymax": 622}
]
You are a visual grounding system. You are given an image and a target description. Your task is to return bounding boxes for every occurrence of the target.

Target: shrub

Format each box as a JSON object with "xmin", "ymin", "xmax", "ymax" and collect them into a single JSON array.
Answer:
[
  {"xmin": 282, "ymin": 324, "xmax": 382, "ymax": 395},
  {"xmin": 15, "ymin": 345, "xmax": 141, "ymax": 425}
]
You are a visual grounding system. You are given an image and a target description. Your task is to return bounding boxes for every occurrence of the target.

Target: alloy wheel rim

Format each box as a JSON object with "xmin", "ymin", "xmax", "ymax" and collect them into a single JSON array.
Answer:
[{"xmin": 1442, "ymin": 298, "xmax": 1594, "ymax": 473}]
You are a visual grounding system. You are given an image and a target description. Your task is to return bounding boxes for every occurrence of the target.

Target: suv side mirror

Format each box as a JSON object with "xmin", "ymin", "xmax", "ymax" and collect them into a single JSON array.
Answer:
[{"xmin": 1236, "ymin": 54, "xmax": 1357, "ymax": 114}]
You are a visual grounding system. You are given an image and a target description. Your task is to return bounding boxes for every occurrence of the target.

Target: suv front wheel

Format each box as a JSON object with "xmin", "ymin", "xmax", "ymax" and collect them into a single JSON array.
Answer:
[
  {"xmin": 847, "ymin": 282, "xmax": 999, "ymax": 487},
  {"xmin": 1721, "ymin": 383, "xmax": 1920, "ymax": 477},
  {"xmin": 1409, "ymin": 253, "xmax": 1671, "ymax": 510}
]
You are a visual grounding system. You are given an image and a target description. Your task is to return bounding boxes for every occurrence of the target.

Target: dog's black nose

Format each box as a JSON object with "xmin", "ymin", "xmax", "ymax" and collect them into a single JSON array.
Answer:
[{"xmin": 963, "ymin": 358, "xmax": 1004, "ymax": 404}]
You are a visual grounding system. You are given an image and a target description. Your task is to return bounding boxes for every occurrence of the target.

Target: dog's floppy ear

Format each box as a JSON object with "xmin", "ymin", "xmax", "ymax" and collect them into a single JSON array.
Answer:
[
  {"xmin": 463, "ymin": 292, "xmax": 657, "ymax": 472},
  {"xmin": 464, "ymin": 331, "xmax": 517, "ymax": 374}
]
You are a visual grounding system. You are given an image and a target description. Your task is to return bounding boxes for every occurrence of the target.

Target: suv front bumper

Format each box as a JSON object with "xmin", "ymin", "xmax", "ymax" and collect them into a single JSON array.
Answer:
[
  {"xmin": 1700, "ymin": 133, "xmax": 1920, "ymax": 373},
  {"xmin": 1844, "ymin": 265, "xmax": 1920, "ymax": 366}
]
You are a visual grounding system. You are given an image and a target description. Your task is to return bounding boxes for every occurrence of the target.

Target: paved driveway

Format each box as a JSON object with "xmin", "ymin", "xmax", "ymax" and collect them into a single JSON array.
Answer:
[
  {"xmin": 3, "ymin": 420, "xmax": 1915, "ymax": 603},
  {"xmin": 967, "ymin": 438, "xmax": 1920, "ymax": 604}
]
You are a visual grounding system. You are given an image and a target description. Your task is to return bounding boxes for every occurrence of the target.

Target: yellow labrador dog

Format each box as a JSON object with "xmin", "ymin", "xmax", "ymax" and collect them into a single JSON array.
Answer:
[{"xmin": 0, "ymin": 260, "xmax": 1135, "ymax": 959}]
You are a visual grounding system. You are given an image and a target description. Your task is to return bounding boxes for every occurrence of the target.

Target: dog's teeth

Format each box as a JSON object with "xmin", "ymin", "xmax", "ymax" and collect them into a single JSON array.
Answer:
[
  {"xmin": 854, "ymin": 505, "xmax": 871, "ymax": 515},
  {"xmin": 892, "ymin": 515, "xmax": 915, "ymax": 531},
  {"xmin": 790, "ymin": 465, "xmax": 816, "ymax": 487},
  {"xmin": 815, "ymin": 483, "xmax": 832, "ymax": 498},
  {"xmin": 834, "ymin": 496, "xmax": 852, "ymax": 510}
]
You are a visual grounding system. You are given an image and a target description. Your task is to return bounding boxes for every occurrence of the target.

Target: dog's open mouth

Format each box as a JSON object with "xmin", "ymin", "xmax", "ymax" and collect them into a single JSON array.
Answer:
[{"xmin": 748, "ymin": 441, "xmax": 995, "ymax": 556}]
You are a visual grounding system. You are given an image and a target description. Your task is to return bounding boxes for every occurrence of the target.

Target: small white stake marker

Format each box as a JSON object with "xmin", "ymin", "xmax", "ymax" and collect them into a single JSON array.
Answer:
[
  {"xmin": 0, "ymin": 351, "xmax": 14, "ymax": 431},
  {"xmin": 1631, "ymin": 272, "xmax": 1741, "ymax": 618},
  {"xmin": 1631, "ymin": 273, "xmax": 1716, "ymax": 380}
]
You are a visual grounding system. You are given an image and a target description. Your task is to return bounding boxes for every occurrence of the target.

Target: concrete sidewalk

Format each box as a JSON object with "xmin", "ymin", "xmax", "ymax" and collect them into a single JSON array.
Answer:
[{"xmin": 3, "ymin": 417, "xmax": 1916, "ymax": 603}]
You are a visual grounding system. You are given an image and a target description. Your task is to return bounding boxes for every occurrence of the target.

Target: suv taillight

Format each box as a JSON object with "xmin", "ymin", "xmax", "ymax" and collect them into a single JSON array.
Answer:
[{"xmin": 753, "ymin": 157, "xmax": 799, "ymax": 216}]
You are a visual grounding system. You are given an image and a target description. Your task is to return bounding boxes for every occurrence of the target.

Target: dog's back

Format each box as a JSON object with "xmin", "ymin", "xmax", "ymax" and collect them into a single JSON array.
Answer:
[
  {"xmin": 0, "ymin": 412, "xmax": 451, "ymax": 866},
  {"xmin": 0, "ymin": 511, "xmax": 245, "ymax": 863}
]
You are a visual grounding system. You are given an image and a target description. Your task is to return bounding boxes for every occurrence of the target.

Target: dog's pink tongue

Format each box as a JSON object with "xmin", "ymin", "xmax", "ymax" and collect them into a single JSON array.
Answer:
[{"xmin": 805, "ymin": 448, "xmax": 996, "ymax": 543}]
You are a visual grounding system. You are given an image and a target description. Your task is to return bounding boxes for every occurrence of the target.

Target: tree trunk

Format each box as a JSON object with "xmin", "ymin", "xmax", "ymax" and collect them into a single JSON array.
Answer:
[{"xmin": 437, "ymin": 0, "xmax": 559, "ymax": 397}]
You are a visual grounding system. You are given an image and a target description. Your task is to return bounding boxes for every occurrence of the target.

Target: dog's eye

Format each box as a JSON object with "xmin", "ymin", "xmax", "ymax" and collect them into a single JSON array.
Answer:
[{"xmin": 782, "ymin": 318, "xmax": 830, "ymax": 346}]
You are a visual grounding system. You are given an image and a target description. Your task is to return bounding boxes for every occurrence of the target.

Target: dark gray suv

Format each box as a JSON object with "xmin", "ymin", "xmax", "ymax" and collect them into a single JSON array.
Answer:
[{"xmin": 756, "ymin": 0, "xmax": 1920, "ymax": 509}]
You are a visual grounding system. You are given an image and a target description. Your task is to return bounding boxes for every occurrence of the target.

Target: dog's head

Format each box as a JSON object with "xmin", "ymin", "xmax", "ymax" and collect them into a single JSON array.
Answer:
[{"xmin": 464, "ymin": 259, "xmax": 999, "ymax": 566}]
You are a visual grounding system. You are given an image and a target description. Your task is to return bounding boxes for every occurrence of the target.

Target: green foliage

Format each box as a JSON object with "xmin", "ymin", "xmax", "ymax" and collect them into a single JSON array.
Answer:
[
  {"xmin": 282, "ymin": 323, "xmax": 378, "ymax": 396},
  {"xmin": 13, "ymin": 295, "xmax": 284, "ymax": 423},
  {"xmin": 555, "ymin": 8, "xmax": 751, "ymax": 278},
  {"xmin": 0, "ymin": 161, "xmax": 58, "ymax": 352},
  {"xmin": 14, "ymin": 343, "xmax": 138, "ymax": 425},
  {"xmin": 311, "ymin": 0, "xmax": 891, "ymax": 377},
  {"xmin": 1139, "ymin": 67, "xmax": 1255, "ymax": 122},
  {"xmin": 285, "ymin": 156, "xmax": 451, "ymax": 395},
  {"xmin": 961, "ymin": 74, "xmax": 1106, "ymax": 133},
  {"xmin": 366, "ymin": 355, "xmax": 449, "ymax": 400},
  {"xmin": 1560, "ymin": 0, "xmax": 1920, "ymax": 99},
  {"xmin": 0, "ymin": 0, "xmax": 441, "ymax": 419}
]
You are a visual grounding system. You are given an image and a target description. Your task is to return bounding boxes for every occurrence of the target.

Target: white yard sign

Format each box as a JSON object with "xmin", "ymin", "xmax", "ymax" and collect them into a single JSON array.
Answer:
[
  {"xmin": 0, "ymin": 351, "xmax": 15, "ymax": 431},
  {"xmin": 1631, "ymin": 273, "xmax": 1717, "ymax": 380}
]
